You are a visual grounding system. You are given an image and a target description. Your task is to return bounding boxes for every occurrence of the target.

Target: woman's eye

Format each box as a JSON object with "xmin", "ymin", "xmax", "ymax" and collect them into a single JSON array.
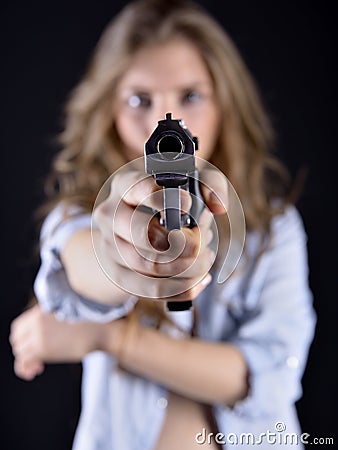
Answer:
[
  {"xmin": 127, "ymin": 94, "xmax": 151, "ymax": 109},
  {"xmin": 182, "ymin": 90, "xmax": 202, "ymax": 104}
]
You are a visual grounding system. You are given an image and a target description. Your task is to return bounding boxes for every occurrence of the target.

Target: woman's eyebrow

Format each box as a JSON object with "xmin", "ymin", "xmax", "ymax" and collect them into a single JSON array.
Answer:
[
  {"xmin": 121, "ymin": 81, "xmax": 213, "ymax": 93},
  {"xmin": 120, "ymin": 86, "xmax": 151, "ymax": 93},
  {"xmin": 178, "ymin": 81, "xmax": 213, "ymax": 91}
]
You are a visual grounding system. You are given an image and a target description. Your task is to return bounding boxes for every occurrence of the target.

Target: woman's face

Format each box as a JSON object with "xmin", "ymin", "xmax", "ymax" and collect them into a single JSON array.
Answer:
[{"xmin": 114, "ymin": 38, "xmax": 221, "ymax": 162}]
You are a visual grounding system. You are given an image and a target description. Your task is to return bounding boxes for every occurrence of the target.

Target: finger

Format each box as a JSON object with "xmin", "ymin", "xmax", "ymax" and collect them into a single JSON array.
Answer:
[
  {"xmin": 111, "ymin": 201, "xmax": 209, "ymax": 256},
  {"xmin": 113, "ymin": 208, "xmax": 212, "ymax": 258},
  {"xmin": 101, "ymin": 260, "xmax": 212, "ymax": 300},
  {"xmin": 196, "ymin": 207, "xmax": 214, "ymax": 228},
  {"xmin": 9, "ymin": 310, "xmax": 36, "ymax": 346},
  {"xmin": 112, "ymin": 171, "xmax": 192, "ymax": 211},
  {"xmin": 12, "ymin": 339, "xmax": 39, "ymax": 361},
  {"xmin": 170, "ymin": 225, "xmax": 212, "ymax": 258},
  {"xmin": 111, "ymin": 233, "xmax": 215, "ymax": 278},
  {"xmin": 199, "ymin": 169, "xmax": 228, "ymax": 215},
  {"xmin": 14, "ymin": 358, "xmax": 44, "ymax": 381},
  {"xmin": 96, "ymin": 195, "xmax": 169, "ymax": 253},
  {"xmin": 112, "ymin": 171, "xmax": 159, "ymax": 208},
  {"xmin": 14, "ymin": 359, "xmax": 31, "ymax": 380},
  {"xmin": 112, "ymin": 202, "xmax": 167, "ymax": 251},
  {"xmin": 144, "ymin": 220, "xmax": 213, "ymax": 259},
  {"xmin": 160, "ymin": 272, "xmax": 213, "ymax": 302},
  {"xmin": 9, "ymin": 327, "xmax": 31, "ymax": 348}
]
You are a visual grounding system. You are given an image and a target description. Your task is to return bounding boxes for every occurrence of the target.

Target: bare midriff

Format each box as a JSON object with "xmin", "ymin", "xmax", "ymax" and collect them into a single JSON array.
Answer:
[{"xmin": 154, "ymin": 391, "xmax": 219, "ymax": 450}]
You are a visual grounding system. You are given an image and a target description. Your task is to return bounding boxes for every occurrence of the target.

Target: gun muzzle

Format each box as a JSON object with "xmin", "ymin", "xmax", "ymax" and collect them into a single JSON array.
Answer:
[{"xmin": 156, "ymin": 133, "xmax": 184, "ymax": 159}]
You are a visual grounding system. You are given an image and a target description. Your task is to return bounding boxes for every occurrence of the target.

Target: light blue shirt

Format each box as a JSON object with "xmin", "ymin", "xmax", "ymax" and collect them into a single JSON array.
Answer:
[{"xmin": 34, "ymin": 203, "xmax": 316, "ymax": 450}]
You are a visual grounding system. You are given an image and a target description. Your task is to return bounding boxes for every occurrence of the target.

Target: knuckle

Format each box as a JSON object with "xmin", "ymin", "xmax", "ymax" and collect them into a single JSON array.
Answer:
[
  {"xmin": 149, "ymin": 259, "xmax": 161, "ymax": 276},
  {"xmin": 111, "ymin": 171, "xmax": 123, "ymax": 189},
  {"xmin": 9, "ymin": 321, "xmax": 17, "ymax": 336},
  {"xmin": 145, "ymin": 278, "xmax": 161, "ymax": 299},
  {"xmin": 93, "ymin": 202, "xmax": 110, "ymax": 227},
  {"xmin": 92, "ymin": 205, "xmax": 102, "ymax": 223}
]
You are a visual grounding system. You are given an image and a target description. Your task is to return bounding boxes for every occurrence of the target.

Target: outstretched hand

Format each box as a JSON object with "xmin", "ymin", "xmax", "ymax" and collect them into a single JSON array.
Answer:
[{"xmin": 93, "ymin": 166, "xmax": 228, "ymax": 302}]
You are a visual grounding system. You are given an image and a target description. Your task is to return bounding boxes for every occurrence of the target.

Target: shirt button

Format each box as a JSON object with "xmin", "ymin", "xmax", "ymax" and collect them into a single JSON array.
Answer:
[
  {"xmin": 157, "ymin": 397, "xmax": 168, "ymax": 409},
  {"xmin": 286, "ymin": 355, "xmax": 299, "ymax": 369}
]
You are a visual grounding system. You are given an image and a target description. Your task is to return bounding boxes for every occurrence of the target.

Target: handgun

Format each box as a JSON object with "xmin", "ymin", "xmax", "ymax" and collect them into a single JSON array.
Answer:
[{"xmin": 144, "ymin": 112, "xmax": 205, "ymax": 311}]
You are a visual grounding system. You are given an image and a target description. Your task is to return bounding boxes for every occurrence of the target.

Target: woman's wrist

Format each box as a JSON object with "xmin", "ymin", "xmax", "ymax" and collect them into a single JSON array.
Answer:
[
  {"xmin": 96, "ymin": 319, "xmax": 128, "ymax": 358},
  {"xmin": 81, "ymin": 314, "xmax": 142, "ymax": 363},
  {"xmin": 75, "ymin": 321, "xmax": 116, "ymax": 357}
]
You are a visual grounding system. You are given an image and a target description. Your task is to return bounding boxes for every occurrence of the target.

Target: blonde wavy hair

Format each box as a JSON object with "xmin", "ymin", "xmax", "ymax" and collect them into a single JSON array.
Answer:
[
  {"xmin": 29, "ymin": 0, "xmax": 299, "ymax": 326},
  {"xmin": 42, "ymin": 0, "xmax": 292, "ymax": 233}
]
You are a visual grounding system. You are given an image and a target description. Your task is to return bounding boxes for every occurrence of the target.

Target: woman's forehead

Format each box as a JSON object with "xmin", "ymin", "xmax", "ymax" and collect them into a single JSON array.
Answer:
[{"xmin": 117, "ymin": 38, "xmax": 212, "ymax": 91}]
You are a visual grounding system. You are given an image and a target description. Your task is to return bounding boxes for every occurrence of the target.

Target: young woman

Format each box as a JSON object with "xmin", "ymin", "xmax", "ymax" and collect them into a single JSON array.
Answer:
[{"xmin": 10, "ymin": 0, "xmax": 316, "ymax": 449}]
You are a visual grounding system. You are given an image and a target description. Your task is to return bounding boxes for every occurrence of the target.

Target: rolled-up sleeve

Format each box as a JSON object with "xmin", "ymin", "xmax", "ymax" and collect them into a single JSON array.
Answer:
[
  {"xmin": 229, "ymin": 206, "xmax": 317, "ymax": 418},
  {"xmin": 34, "ymin": 203, "xmax": 136, "ymax": 322}
]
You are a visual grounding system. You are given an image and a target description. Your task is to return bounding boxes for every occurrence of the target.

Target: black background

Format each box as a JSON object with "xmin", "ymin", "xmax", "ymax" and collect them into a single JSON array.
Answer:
[{"xmin": 1, "ymin": 1, "xmax": 337, "ymax": 449}]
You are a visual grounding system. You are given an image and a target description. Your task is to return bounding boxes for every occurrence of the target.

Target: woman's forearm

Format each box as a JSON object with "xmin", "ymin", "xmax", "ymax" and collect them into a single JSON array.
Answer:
[
  {"xmin": 61, "ymin": 228, "xmax": 130, "ymax": 305},
  {"xmin": 115, "ymin": 322, "xmax": 249, "ymax": 406}
]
